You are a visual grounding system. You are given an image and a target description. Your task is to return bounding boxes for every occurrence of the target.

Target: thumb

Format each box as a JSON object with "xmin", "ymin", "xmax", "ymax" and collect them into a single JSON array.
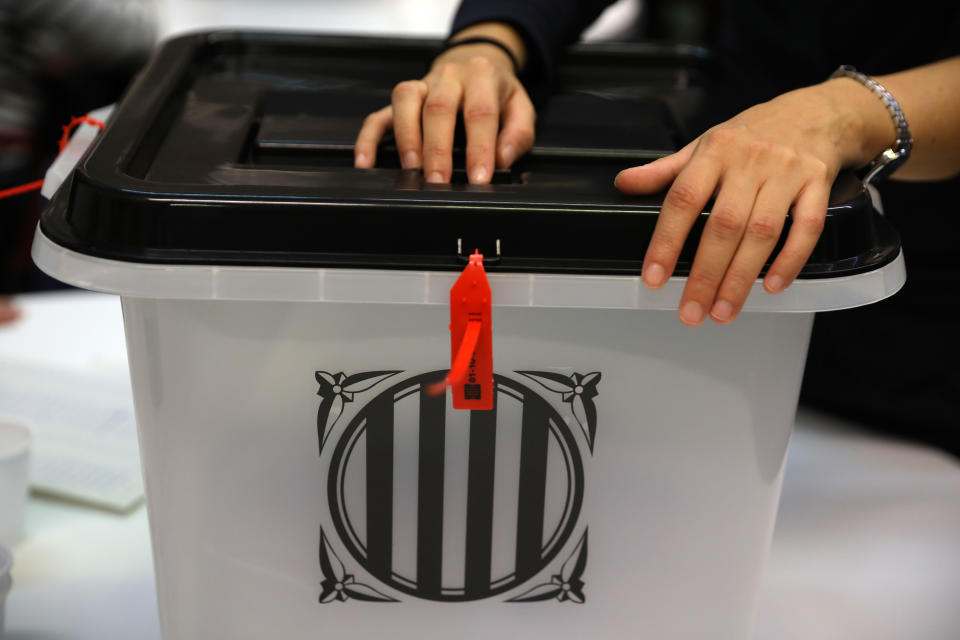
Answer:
[{"xmin": 614, "ymin": 138, "xmax": 697, "ymax": 194}]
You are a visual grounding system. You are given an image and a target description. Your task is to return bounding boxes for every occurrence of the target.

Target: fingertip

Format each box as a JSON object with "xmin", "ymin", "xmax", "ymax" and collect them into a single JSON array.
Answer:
[
  {"xmin": 615, "ymin": 163, "xmax": 667, "ymax": 194},
  {"xmin": 498, "ymin": 144, "xmax": 516, "ymax": 169},
  {"xmin": 496, "ymin": 132, "xmax": 532, "ymax": 169},
  {"xmin": 497, "ymin": 126, "xmax": 533, "ymax": 167},
  {"xmin": 764, "ymin": 274, "xmax": 786, "ymax": 294},
  {"xmin": 354, "ymin": 151, "xmax": 370, "ymax": 169},
  {"xmin": 613, "ymin": 166, "xmax": 641, "ymax": 188},
  {"xmin": 402, "ymin": 150, "xmax": 421, "ymax": 170},
  {"xmin": 618, "ymin": 142, "xmax": 700, "ymax": 194},
  {"xmin": 678, "ymin": 299, "xmax": 706, "ymax": 327},
  {"xmin": 469, "ymin": 165, "xmax": 490, "ymax": 184},
  {"xmin": 641, "ymin": 261, "xmax": 667, "ymax": 289},
  {"xmin": 0, "ymin": 300, "xmax": 19, "ymax": 324},
  {"xmin": 709, "ymin": 299, "xmax": 736, "ymax": 324},
  {"xmin": 499, "ymin": 94, "xmax": 535, "ymax": 168}
]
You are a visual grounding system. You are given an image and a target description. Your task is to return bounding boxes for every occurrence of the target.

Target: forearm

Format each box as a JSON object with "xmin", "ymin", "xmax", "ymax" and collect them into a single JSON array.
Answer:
[
  {"xmin": 450, "ymin": 0, "xmax": 618, "ymax": 82},
  {"xmin": 878, "ymin": 57, "xmax": 960, "ymax": 180},
  {"xmin": 819, "ymin": 56, "xmax": 960, "ymax": 181}
]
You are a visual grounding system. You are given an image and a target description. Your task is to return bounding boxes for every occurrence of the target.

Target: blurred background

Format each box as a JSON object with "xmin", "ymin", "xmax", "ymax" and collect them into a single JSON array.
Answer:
[{"xmin": 1, "ymin": 0, "xmax": 154, "ymax": 294}]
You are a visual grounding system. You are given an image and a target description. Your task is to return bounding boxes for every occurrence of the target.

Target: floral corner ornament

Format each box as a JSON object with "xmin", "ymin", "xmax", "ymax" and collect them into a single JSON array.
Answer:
[
  {"xmin": 516, "ymin": 371, "xmax": 600, "ymax": 452},
  {"xmin": 507, "ymin": 531, "xmax": 588, "ymax": 604},
  {"xmin": 319, "ymin": 529, "xmax": 397, "ymax": 603},
  {"xmin": 316, "ymin": 370, "xmax": 401, "ymax": 455}
]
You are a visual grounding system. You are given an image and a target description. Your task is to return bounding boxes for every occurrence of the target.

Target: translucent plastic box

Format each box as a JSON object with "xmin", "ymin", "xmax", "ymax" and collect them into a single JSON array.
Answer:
[{"xmin": 34, "ymin": 32, "xmax": 905, "ymax": 640}]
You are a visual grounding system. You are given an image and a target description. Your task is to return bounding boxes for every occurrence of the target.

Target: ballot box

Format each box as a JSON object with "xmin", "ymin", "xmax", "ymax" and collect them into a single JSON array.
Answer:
[{"xmin": 33, "ymin": 32, "xmax": 904, "ymax": 640}]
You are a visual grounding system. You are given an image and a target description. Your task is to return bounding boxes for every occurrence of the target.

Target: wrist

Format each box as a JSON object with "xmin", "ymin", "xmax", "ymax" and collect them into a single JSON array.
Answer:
[
  {"xmin": 448, "ymin": 22, "xmax": 526, "ymax": 70},
  {"xmin": 817, "ymin": 77, "xmax": 900, "ymax": 169},
  {"xmin": 432, "ymin": 42, "xmax": 517, "ymax": 78}
]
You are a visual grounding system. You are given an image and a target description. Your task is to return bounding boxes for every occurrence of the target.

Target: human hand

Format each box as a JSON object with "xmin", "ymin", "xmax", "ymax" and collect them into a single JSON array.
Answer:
[
  {"xmin": 0, "ymin": 297, "xmax": 20, "ymax": 325},
  {"xmin": 615, "ymin": 80, "xmax": 894, "ymax": 326},
  {"xmin": 354, "ymin": 27, "xmax": 535, "ymax": 184}
]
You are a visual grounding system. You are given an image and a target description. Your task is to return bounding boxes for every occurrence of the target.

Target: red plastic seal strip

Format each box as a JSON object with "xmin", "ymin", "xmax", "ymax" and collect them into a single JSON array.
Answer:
[{"xmin": 427, "ymin": 250, "xmax": 494, "ymax": 410}]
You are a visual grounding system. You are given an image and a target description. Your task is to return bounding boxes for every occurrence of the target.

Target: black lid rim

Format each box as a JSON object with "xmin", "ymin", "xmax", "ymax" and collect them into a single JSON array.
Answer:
[{"xmin": 39, "ymin": 31, "xmax": 902, "ymax": 279}]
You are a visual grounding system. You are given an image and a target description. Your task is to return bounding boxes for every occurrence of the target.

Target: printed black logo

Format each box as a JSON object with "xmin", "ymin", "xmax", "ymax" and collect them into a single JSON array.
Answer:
[{"xmin": 316, "ymin": 369, "xmax": 600, "ymax": 604}]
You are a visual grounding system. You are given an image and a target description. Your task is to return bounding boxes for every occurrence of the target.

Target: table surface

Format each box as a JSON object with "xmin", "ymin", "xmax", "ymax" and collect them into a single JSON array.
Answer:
[
  {"xmin": 2, "ymin": 291, "xmax": 959, "ymax": 640},
  {"xmin": 4, "ymin": 2, "xmax": 960, "ymax": 638}
]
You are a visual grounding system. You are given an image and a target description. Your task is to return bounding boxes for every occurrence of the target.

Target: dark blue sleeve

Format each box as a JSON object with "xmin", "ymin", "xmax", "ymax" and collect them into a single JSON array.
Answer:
[{"xmin": 450, "ymin": 0, "xmax": 619, "ymax": 83}]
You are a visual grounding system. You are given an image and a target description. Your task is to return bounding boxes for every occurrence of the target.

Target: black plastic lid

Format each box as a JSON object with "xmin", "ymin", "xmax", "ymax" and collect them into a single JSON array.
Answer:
[{"xmin": 40, "ymin": 31, "xmax": 900, "ymax": 277}]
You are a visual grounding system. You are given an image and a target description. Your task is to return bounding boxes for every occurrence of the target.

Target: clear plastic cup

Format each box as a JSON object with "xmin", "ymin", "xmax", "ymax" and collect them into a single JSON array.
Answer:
[
  {"xmin": 0, "ymin": 543, "xmax": 11, "ymax": 637},
  {"xmin": 0, "ymin": 421, "xmax": 30, "ymax": 546}
]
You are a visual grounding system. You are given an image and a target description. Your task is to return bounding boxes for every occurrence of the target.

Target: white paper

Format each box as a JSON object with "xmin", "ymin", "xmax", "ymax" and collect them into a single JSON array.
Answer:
[
  {"xmin": 0, "ymin": 360, "xmax": 143, "ymax": 512},
  {"xmin": 0, "ymin": 292, "xmax": 142, "ymax": 512}
]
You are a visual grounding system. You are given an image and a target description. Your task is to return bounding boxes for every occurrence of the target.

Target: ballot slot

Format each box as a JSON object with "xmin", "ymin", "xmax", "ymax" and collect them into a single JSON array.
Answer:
[
  {"xmin": 247, "ymin": 113, "xmax": 654, "ymax": 185},
  {"xmin": 245, "ymin": 88, "xmax": 678, "ymax": 182}
]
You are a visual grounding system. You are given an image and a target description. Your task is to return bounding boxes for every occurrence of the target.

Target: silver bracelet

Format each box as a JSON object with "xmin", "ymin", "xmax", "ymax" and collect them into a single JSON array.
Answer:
[{"xmin": 829, "ymin": 65, "xmax": 913, "ymax": 184}]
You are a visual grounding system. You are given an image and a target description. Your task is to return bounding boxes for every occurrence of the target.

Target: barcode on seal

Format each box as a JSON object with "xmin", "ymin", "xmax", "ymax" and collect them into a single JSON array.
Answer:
[{"xmin": 464, "ymin": 384, "xmax": 482, "ymax": 400}]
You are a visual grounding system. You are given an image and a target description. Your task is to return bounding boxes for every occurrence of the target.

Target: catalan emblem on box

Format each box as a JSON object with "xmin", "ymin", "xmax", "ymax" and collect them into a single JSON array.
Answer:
[{"xmin": 315, "ymin": 368, "xmax": 599, "ymax": 604}]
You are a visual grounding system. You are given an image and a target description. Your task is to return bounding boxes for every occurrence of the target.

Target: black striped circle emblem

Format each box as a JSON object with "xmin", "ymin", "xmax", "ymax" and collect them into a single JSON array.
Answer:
[{"xmin": 327, "ymin": 372, "xmax": 585, "ymax": 602}]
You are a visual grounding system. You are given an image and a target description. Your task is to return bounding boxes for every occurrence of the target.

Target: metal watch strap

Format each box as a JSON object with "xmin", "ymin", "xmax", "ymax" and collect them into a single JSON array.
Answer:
[{"xmin": 829, "ymin": 64, "xmax": 913, "ymax": 184}]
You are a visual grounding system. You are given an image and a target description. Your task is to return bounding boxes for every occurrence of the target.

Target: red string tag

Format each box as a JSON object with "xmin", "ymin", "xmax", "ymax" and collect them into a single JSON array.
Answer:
[
  {"xmin": 0, "ymin": 115, "xmax": 106, "ymax": 201},
  {"xmin": 58, "ymin": 115, "xmax": 106, "ymax": 152},
  {"xmin": 427, "ymin": 250, "xmax": 494, "ymax": 410},
  {"xmin": 0, "ymin": 180, "xmax": 44, "ymax": 200}
]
